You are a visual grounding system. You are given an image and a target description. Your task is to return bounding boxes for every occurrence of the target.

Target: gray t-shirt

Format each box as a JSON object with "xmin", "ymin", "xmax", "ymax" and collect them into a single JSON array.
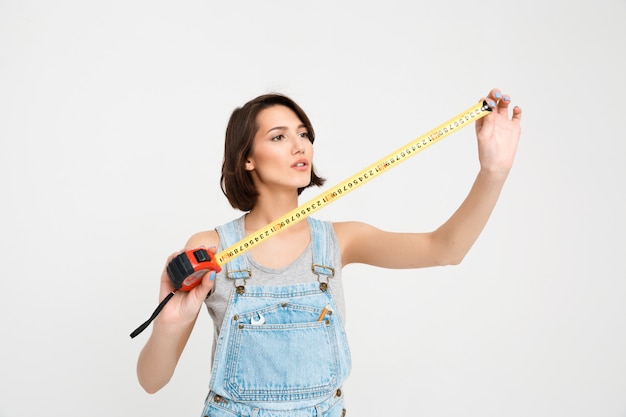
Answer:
[{"xmin": 203, "ymin": 215, "xmax": 347, "ymax": 351}]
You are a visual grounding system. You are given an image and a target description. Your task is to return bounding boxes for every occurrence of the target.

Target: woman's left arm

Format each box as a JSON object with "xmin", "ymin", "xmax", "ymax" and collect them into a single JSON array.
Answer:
[{"xmin": 336, "ymin": 88, "xmax": 522, "ymax": 269}]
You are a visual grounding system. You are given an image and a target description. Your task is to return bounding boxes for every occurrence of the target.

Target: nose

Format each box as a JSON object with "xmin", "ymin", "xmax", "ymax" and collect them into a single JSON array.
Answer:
[{"xmin": 292, "ymin": 137, "xmax": 305, "ymax": 154}]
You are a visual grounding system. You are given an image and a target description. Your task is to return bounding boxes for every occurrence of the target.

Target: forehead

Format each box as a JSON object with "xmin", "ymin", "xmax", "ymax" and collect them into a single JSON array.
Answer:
[{"xmin": 256, "ymin": 105, "xmax": 304, "ymax": 131}]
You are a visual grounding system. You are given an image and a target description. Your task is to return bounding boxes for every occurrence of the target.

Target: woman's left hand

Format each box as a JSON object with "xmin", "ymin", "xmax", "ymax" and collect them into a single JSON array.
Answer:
[{"xmin": 474, "ymin": 88, "xmax": 523, "ymax": 173}]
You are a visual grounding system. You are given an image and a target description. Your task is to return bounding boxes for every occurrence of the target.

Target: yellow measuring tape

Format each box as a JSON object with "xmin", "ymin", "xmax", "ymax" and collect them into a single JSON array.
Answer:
[
  {"xmin": 216, "ymin": 100, "xmax": 491, "ymax": 265},
  {"xmin": 129, "ymin": 99, "xmax": 493, "ymax": 338}
]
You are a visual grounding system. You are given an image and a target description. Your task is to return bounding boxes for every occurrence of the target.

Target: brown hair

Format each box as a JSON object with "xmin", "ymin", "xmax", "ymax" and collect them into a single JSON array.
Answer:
[{"xmin": 220, "ymin": 93, "xmax": 325, "ymax": 211}]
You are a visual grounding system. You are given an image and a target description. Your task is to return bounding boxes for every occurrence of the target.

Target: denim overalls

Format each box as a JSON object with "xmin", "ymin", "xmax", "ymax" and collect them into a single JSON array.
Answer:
[{"xmin": 201, "ymin": 217, "xmax": 351, "ymax": 417}]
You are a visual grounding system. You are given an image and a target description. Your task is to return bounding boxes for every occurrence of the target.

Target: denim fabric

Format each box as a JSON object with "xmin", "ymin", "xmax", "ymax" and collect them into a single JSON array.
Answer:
[
  {"xmin": 204, "ymin": 216, "xmax": 348, "ymax": 341},
  {"xmin": 204, "ymin": 217, "xmax": 351, "ymax": 413}
]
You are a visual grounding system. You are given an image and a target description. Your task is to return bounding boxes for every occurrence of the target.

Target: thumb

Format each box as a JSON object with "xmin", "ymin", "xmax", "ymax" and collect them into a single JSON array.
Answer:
[{"xmin": 198, "ymin": 270, "xmax": 216, "ymax": 299}]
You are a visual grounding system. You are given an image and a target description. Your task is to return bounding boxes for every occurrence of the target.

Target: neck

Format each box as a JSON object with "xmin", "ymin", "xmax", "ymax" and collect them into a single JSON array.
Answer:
[{"xmin": 245, "ymin": 191, "xmax": 300, "ymax": 231}]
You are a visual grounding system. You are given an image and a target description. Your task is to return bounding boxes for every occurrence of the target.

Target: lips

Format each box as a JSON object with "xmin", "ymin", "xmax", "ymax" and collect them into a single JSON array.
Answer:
[{"xmin": 292, "ymin": 159, "xmax": 309, "ymax": 169}]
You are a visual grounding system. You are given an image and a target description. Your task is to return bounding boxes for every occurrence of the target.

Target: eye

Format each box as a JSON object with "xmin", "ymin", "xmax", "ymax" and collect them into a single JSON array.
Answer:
[
  {"xmin": 271, "ymin": 134, "xmax": 286, "ymax": 141},
  {"xmin": 298, "ymin": 131, "xmax": 310, "ymax": 139}
]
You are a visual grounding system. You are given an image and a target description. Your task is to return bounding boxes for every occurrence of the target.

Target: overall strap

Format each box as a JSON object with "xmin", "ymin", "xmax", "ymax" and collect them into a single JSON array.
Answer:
[
  {"xmin": 215, "ymin": 216, "xmax": 252, "ymax": 280},
  {"xmin": 307, "ymin": 217, "xmax": 335, "ymax": 279}
]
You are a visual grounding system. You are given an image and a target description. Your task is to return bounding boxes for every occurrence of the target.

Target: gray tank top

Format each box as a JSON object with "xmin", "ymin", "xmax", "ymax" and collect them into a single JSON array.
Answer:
[{"xmin": 203, "ymin": 215, "xmax": 346, "ymax": 347}]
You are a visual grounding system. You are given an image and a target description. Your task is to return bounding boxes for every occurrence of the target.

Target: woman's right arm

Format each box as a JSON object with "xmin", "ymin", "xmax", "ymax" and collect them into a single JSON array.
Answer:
[{"xmin": 136, "ymin": 231, "xmax": 218, "ymax": 393}]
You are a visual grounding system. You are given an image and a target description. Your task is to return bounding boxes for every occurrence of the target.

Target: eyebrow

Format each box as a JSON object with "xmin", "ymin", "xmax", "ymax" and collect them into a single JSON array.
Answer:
[{"xmin": 265, "ymin": 124, "xmax": 307, "ymax": 135}]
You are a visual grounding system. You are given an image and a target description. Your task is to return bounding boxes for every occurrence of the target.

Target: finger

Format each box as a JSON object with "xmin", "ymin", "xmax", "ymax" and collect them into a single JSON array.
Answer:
[
  {"xmin": 496, "ymin": 94, "xmax": 511, "ymax": 116},
  {"xmin": 512, "ymin": 105, "xmax": 523, "ymax": 123},
  {"xmin": 159, "ymin": 271, "xmax": 176, "ymax": 297},
  {"xmin": 194, "ymin": 270, "xmax": 216, "ymax": 301},
  {"xmin": 488, "ymin": 88, "xmax": 503, "ymax": 101}
]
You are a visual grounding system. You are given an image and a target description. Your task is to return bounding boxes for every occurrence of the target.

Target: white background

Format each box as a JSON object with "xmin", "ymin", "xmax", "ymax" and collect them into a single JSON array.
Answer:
[{"xmin": 1, "ymin": 1, "xmax": 625, "ymax": 416}]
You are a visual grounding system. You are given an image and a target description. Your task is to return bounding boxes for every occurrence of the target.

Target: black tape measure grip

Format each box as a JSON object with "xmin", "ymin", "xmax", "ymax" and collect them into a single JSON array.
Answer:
[{"xmin": 129, "ymin": 249, "xmax": 221, "ymax": 338}]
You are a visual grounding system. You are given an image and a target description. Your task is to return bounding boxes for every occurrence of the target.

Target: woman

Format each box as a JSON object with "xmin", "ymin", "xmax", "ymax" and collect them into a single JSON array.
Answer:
[{"xmin": 137, "ymin": 89, "xmax": 522, "ymax": 416}]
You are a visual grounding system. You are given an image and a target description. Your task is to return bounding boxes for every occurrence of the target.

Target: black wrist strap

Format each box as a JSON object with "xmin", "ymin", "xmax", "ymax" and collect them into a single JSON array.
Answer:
[{"xmin": 129, "ymin": 291, "xmax": 176, "ymax": 338}]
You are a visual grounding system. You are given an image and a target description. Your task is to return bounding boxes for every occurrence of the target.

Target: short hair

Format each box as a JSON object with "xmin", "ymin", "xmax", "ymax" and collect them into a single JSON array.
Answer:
[{"xmin": 220, "ymin": 93, "xmax": 325, "ymax": 211}]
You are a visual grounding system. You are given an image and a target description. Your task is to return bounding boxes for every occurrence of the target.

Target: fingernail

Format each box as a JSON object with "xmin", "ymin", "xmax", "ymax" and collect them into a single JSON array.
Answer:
[
  {"xmin": 504, "ymin": 96, "xmax": 510, "ymax": 101},
  {"xmin": 209, "ymin": 271, "xmax": 216, "ymax": 281},
  {"xmin": 495, "ymin": 92, "xmax": 502, "ymax": 99},
  {"xmin": 489, "ymin": 100, "xmax": 496, "ymax": 107}
]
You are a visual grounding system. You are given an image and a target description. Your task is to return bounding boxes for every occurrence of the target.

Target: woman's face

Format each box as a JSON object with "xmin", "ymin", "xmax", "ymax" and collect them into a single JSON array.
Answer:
[{"xmin": 245, "ymin": 105, "xmax": 314, "ymax": 194}]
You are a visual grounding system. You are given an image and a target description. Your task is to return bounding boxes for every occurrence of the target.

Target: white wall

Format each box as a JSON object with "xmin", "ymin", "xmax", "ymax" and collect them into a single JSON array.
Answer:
[{"xmin": 1, "ymin": 1, "xmax": 625, "ymax": 416}]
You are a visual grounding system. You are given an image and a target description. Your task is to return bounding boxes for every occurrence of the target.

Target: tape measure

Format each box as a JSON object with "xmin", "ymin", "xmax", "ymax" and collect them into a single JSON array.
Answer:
[
  {"xmin": 130, "ymin": 99, "xmax": 491, "ymax": 338},
  {"xmin": 167, "ymin": 248, "xmax": 223, "ymax": 291},
  {"xmin": 215, "ymin": 100, "xmax": 491, "ymax": 265}
]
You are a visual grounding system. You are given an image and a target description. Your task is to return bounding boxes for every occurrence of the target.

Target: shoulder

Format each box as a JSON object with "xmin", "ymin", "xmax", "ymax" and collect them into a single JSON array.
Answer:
[
  {"xmin": 184, "ymin": 216, "xmax": 245, "ymax": 250},
  {"xmin": 184, "ymin": 229, "xmax": 220, "ymax": 250},
  {"xmin": 331, "ymin": 221, "xmax": 383, "ymax": 266}
]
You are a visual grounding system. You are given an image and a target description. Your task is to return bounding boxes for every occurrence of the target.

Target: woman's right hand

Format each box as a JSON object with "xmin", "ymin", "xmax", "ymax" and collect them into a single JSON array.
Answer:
[{"xmin": 155, "ymin": 248, "xmax": 217, "ymax": 327}]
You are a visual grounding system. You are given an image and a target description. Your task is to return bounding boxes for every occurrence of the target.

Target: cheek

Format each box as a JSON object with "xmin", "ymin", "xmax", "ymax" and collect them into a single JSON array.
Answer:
[{"xmin": 246, "ymin": 146, "xmax": 282, "ymax": 170}]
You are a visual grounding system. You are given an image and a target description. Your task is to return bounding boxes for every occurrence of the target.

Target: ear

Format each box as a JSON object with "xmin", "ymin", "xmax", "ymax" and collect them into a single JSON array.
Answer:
[{"xmin": 245, "ymin": 158, "xmax": 254, "ymax": 171}]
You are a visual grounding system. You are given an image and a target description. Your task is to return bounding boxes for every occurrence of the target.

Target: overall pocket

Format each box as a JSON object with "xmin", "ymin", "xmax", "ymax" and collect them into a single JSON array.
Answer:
[{"xmin": 224, "ymin": 302, "xmax": 340, "ymax": 402}]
